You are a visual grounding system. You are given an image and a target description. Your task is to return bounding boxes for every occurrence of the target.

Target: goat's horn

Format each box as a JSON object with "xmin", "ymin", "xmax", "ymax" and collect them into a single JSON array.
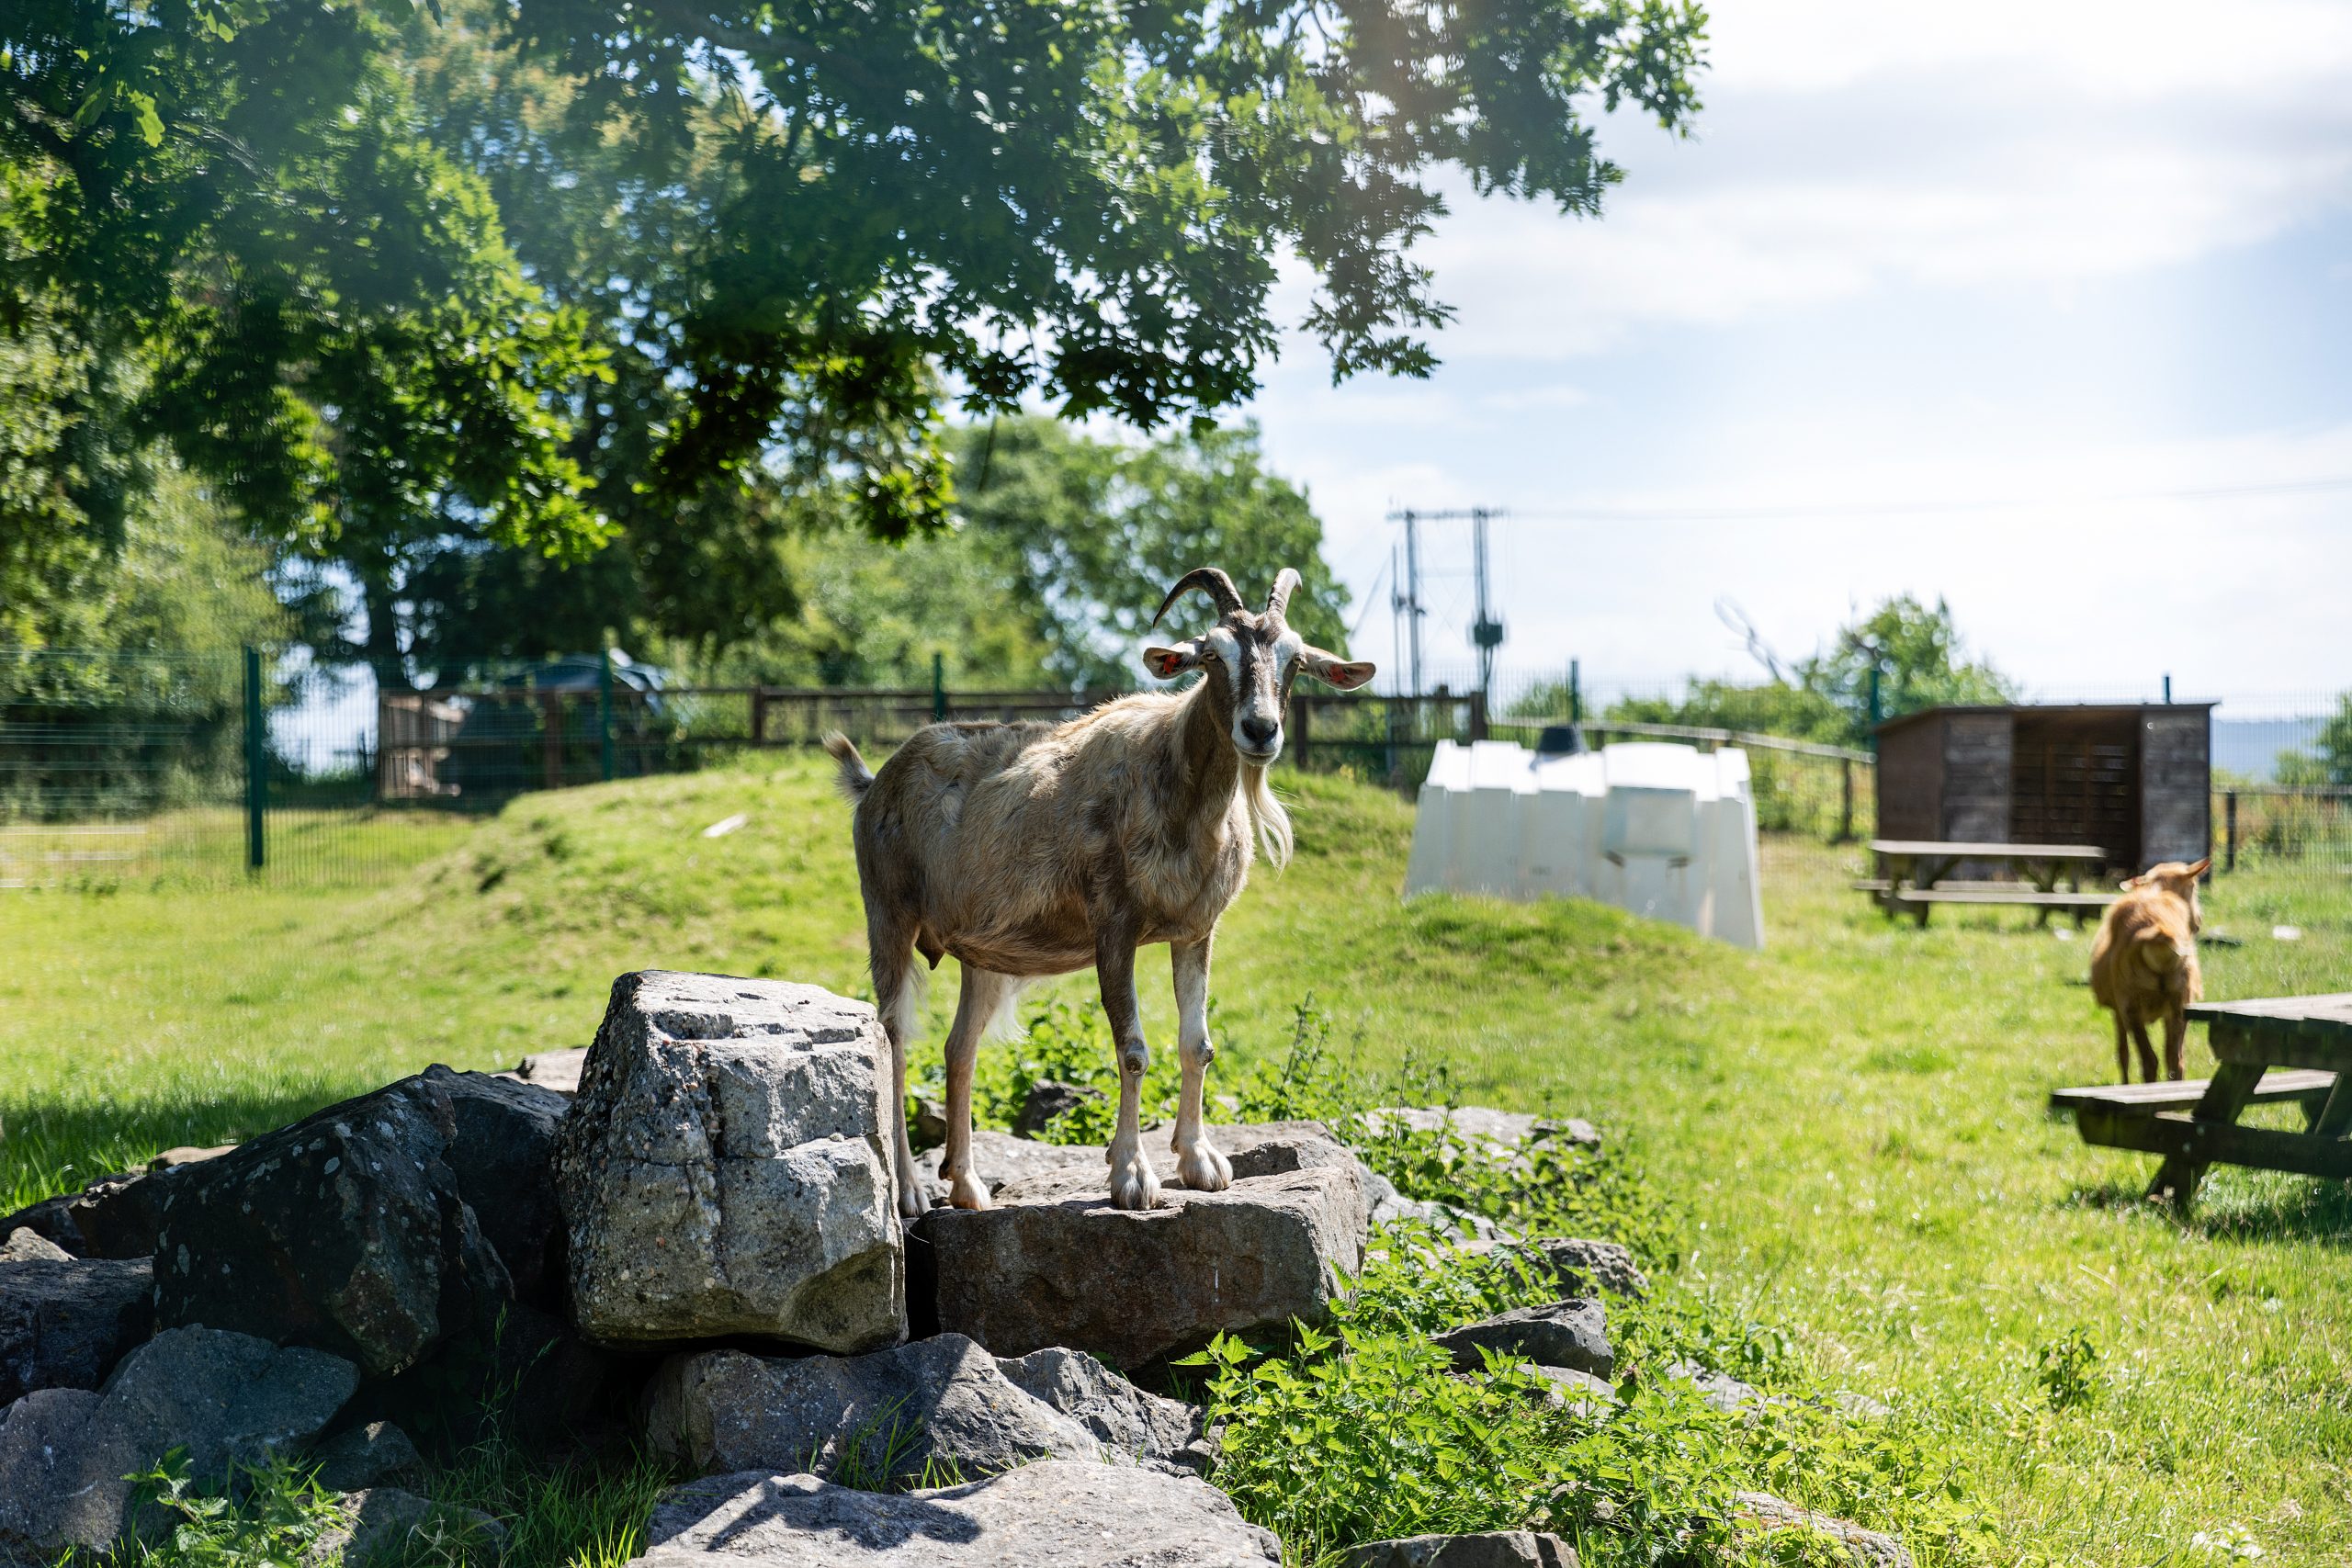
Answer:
[
  {"xmin": 1150, "ymin": 568, "xmax": 1245, "ymax": 628},
  {"xmin": 1265, "ymin": 568, "xmax": 1302, "ymax": 621}
]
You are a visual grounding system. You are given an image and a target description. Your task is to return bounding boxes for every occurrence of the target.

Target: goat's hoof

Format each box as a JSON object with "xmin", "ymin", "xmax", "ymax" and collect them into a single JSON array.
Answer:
[
  {"xmin": 1175, "ymin": 1140, "xmax": 1232, "ymax": 1192},
  {"xmin": 1108, "ymin": 1155, "xmax": 1161, "ymax": 1211},
  {"xmin": 948, "ymin": 1172, "xmax": 992, "ymax": 1211}
]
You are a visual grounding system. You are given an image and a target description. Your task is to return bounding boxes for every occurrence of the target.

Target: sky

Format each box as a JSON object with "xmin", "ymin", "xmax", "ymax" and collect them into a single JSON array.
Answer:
[{"xmin": 1240, "ymin": 0, "xmax": 2352, "ymax": 710}]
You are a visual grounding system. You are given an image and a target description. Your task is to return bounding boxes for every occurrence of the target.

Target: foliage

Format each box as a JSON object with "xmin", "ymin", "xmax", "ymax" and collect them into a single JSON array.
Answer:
[
  {"xmin": 2269, "ymin": 692, "xmax": 2352, "ymax": 787},
  {"xmin": 2032, "ymin": 1327, "xmax": 2101, "ymax": 1413},
  {"xmin": 953, "ymin": 418, "xmax": 1355, "ymax": 687},
  {"xmin": 114, "ymin": 1450, "xmax": 344, "ymax": 1568},
  {"xmin": 1515, "ymin": 593, "xmax": 2019, "ymax": 750}
]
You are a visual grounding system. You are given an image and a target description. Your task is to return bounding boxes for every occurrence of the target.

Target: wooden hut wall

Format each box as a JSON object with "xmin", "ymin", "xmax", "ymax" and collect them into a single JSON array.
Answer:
[
  {"xmin": 2138, "ymin": 708, "xmax": 2211, "ymax": 866},
  {"xmin": 1939, "ymin": 712, "xmax": 2014, "ymax": 841},
  {"xmin": 1874, "ymin": 716, "xmax": 1943, "ymax": 840},
  {"xmin": 2010, "ymin": 710, "xmax": 2138, "ymax": 865}
]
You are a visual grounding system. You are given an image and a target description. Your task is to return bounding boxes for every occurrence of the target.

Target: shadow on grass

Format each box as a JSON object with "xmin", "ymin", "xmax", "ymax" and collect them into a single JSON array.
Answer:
[
  {"xmin": 0, "ymin": 1084, "xmax": 354, "ymax": 1210},
  {"xmin": 2060, "ymin": 1175, "xmax": 2352, "ymax": 1248}
]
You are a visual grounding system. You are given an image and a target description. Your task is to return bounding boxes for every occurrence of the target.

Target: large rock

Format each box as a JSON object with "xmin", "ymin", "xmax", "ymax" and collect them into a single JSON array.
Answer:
[
  {"xmin": 0, "ymin": 1242, "xmax": 152, "ymax": 1402},
  {"xmin": 1335, "ymin": 1532, "xmax": 1578, "ymax": 1568},
  {"xmin": 1433, "ymin": 1301, "xmax": 1611, "ymax": 1380},
  {"xmin": 0, "ymin": 1326, "xmax": 356, "ymax": 1558},
  {"xmin": 913, "ymin": 1128, "xmax": 1368, "ymax": 1368},
  {"xmin": 508, "ymin": 1047, "xmax": 588, "ymax": 1095},
  {"xmin": 1522, "ymin": 1239, "xmax": 1646, "ymax": 1300},
  {"xmin": 645, "ymin": 1334, "xmax": 1204, "ymax": 1485},
  {"xmin": 630, "ymin": 1461, "xmax": 1283, "ymax": 1567},
  {"xmin": 153, "ymin": 1066, "xmax": 569, "ymax": 1376},
  {"xmin": 554, "ymin": 972, "xmax": 904, "ymax": 1353}
]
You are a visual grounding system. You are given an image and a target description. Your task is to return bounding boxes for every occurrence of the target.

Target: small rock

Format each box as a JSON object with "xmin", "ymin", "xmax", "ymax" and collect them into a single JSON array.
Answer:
[
  {"xmin": 909, "ymin": 1097, "xmax": 948, "ymax": 1153},
  {"xmin": 555, "ymin": 972, "xmax": 904, "ymax": 1353},
  {"xmin": 0, "ymin": 1229, "xmax": 69, "ymax": 1263},
  {"xmin": 1521, "ymin": 1239, "xmax": 1647, "ymax": 1300},
  {"xmin": 645, "ymin": 1337, "xmax": 1102, "ymax": 1485},
  {"xmin": 1734, "ymin": 1492, "xmax": 1913, "ymax": 1568},
  {"xmin": 147, "ymin": 1145, "xmax": 236, "ymax": 1172},
  {"xmin": 0, "ymin": 1326, "xmax": 357, "ymax": 1557},
  {"xmin": 628, "ymin": 1461, "xmax": 1283, "ymax": 1567},
  {"xmin": 154, "ymin": 1066, "xmax": 568, "ymax": 1376},
  {"xmin": 1663, "ymin": 1360, "xmax": 1763, "ymax": 1414},
  {"xmin": 1832, "ymin": 1390, "xmax": 1894, "ymax": 1421},
  {"xmin": 913, "ymin": 1134, "xmax": 1368, "ymax": 1368},
  {"xmin": 1334, "ymin": 1530, "xmax": 1578, "ymax": 1568},
  {"xmin": 315, "ymin": 1488, "xmax": 508, "ymax": 1567},
  {"xmin": 1522, "ymin": 1364, "xmax": 1617, "ymax": 1416},
  {"xmin": 510, "ymin": 1048, "xmax": 587, "ymax": 1096},
  {"xmin": 1357, "ymin": 1107, "xmax": 1600, "ymax": 1155},
  {"xmin": 1012, "ymin": 1079, "xmax": 1106, "ymax": 1140},
  {"xmin": 0, "ymin": 1245, "xmax": 152, "ymax": 1401},
  {"xmin": 308, "ymin": 1422, "xmax": 423, "ymax": 1493},
  {"xmin": 1434, "ymin": 1301, "xmax": 1611, "ymax": 1380}
]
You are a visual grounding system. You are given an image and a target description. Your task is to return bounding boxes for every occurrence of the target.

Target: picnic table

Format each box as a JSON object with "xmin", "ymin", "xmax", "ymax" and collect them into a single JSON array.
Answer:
[
  {"xmin": 1855, "ymin": 839, "xmax": 2112, "ymax": 927},
  {"xmin": 2059, "ymin": 994, "xmax": 2352, "ymax": 1211}
]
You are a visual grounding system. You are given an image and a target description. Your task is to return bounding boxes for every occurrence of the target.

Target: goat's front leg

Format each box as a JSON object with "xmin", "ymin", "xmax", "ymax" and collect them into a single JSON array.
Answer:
[
  {"xmin": 1170, "ymin": 936, "xmax": 1231, "ymax": 1192},
  {"xmin": 1096, "ymin": 932, "xmax": 1161, "ymax": 1211}
]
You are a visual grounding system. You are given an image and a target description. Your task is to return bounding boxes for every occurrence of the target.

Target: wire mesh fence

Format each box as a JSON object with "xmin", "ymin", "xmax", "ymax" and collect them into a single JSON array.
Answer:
[{"xmin": 3, "ymin": 646, "xmax": 2346, "ymax": 894}]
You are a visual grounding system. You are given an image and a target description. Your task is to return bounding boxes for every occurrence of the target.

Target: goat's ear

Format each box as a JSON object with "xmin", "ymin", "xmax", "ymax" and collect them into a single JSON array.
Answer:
[
  {"xmin": 1142, "ymin": 642, "xmax": 1204, "ymax": 681},
  {"xmin": 1299, "ymin": 646, "xmax": 1375, "ymax": 690},
  {"xmin": 2185, "ymin": 857, "xmax": 2211, "ymax": 879}
]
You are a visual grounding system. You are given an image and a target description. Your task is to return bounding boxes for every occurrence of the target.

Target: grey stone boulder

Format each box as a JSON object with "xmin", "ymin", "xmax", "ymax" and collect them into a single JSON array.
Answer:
[
  {"xmin": 913, "ymin": 1134, "xmax": 1368, "ymax": 1368},
  {"xmin": 1663, "ymin": 1360, "xmax": 1764, "ymax": 1415},
  {"xmin": 1356, "ymin": 1107, "xmax": 1600, "ymax": 1155},
  {"xmin": 629, "ymin": 1461, "xmax": 1283, "ymax": 1567},
  {"xmin": 0, "ymin": 1241, "xmax": 152, "ymax": 1401},
  {"xmin": 1434, "ymin": 1301, "xmax": 1611, "ymax": 1380},
  {"xmin": 1524, "ymin": 1364, "xmax": 1617, "ymax": 1416},
  {"xmin": 153, "ymin": 1066, "xmax": 569, "ymax": 1375},
  {"xmin": 1334, "ymin": 1531, "xmax": 1578, "ymax": 1568},
  {"xmin": 915, "ymin": 1131, "xmax": 1093, "ymax": 1199},
  {"xmin": 995, "ymin": 1347, "xmax": 1211, "ymax": 1475},
  {"xmin": 0, "ymin": 1326, "xmax": 356, "ymax": 1558},
  {"xmin": 555, "ymin": 972, "xmax": 903, "ymax": 1353},
  {"xmin": 308, "ymin": 1421, "xmax": 424, "ymax": 1492},
  {"xmin": 316, "ymin": 1488, "xmax": 507, "ymax": 1566},
  {"xmin": 1734, "ymin": 1493, "xmax": 1912, "ymax": 1567},
  {"xmin": 507, "ymin": 1047, "xmax": 587, "ymax": 1095},
  {"xmin": 1523, "ymin": 1238, "xmax": 1646, "ymax": 1299},
  {"xmin": 1012, "ymin": 1079, "xmax": 1104, "ymax": 1140},
  {"xmin": 0, "ymin": 1167, "xmax": 172, "ymax": 1261},
  {"xmin": 645, "ymin": 1336, "xmax": 1102, "ymax": 1484}
]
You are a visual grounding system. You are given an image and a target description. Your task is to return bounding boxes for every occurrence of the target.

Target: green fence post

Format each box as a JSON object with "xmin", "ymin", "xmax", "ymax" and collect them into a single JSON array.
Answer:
[
  {"xmin": 1568, "ymin": 660, "xmax": 1581, "ymax": 725},
  {"xmin": 1866, "ymin": 664, "xmax": 1883, "ymax": 752},
  {"xmin": 598, "ymin": 649, "xmax": 617, "ymax": 783},
  {"xmin": 932, "ymin": 650, "xmax": 946, "ymax": 722},
  {"xmin": 243, "ymin": 644, "xmax": 266, "ymax": 873}
]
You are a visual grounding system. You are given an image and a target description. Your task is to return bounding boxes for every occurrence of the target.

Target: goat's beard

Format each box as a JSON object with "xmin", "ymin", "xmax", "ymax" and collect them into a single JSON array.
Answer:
[{"xmin": 1241, "ymin": 761, "xmax": 1294, "ymax": 869}]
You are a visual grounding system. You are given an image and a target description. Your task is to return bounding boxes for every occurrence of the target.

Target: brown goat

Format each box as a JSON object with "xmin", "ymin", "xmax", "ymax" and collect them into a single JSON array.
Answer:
[
  {"xmin": 2087, "ymin": 858, "xmax": 2210, "ymax": 1082},
  {"xmin": 824, "ymin": 567, "xmax": 1374, "ymax": 1214}
]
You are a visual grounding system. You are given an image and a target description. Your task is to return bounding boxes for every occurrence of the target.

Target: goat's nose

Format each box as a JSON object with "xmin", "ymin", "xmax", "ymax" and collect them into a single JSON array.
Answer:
[{"xmin": 1239, "ymin": 716, "xmax": 1278, "ymax": 749}]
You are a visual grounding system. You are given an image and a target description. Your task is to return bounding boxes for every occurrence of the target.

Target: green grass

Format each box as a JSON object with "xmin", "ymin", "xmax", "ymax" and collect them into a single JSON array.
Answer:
[{"xmin": 6, "ymin": 752, "xmax": 2350, "ymax": 1564}]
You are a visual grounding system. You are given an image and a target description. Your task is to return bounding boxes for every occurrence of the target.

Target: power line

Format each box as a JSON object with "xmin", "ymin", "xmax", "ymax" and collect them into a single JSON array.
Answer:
[{"xmin": 1492, "ymin": 472, "xmax": 2352, "ymax": 525}]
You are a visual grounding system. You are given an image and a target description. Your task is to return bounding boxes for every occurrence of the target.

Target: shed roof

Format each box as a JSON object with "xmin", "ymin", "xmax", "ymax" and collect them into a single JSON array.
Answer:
[{"xmin": 1873, "ymin": 702, "xmax": 2215, "ymax": 737}]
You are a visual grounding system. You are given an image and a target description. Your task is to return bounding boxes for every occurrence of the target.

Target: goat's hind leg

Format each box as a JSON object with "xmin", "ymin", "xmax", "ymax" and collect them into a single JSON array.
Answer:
[
  {"xmin": 942, "ymin": 966, "xmax": 1017, "ymax": 1211},
  {"xmin": 1170, "ymin": 936, "xmax": 1231, "ymax": 1192},
  {"xmin": 870, "ymin": 926, "xmax": 929, "ymax": 1219},
  {"xmin": 2130, "ymin": 1019, "xmax": 2161, "ymax": 1086}
]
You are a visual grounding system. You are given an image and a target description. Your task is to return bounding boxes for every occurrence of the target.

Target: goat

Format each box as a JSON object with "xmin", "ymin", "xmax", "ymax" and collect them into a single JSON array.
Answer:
[
  {"xmin": 2087, "ymin": 858, "xmax": 2210, "ymax": 1082},
  {"xmin": 824, "ymin": 567, "xmax": 1375, "ymax": 1213}
]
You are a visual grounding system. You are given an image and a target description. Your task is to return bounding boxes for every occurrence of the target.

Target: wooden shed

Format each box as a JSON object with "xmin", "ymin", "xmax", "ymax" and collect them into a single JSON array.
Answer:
[{"xmin": 1874, "ymin": 704, "xmax": 2212, "ymax": 873}]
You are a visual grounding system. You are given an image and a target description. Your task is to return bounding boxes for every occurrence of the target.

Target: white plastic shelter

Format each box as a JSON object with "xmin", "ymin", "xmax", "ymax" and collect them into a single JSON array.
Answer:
[{"xmin": 1403, "ymin": 739, "xmax": 1765, "ymax": 949}]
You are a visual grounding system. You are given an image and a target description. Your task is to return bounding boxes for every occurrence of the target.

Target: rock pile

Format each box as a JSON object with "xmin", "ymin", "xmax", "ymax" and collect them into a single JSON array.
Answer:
[{"xmin": 0, "ymin": 966, "xmax": 1914, "ymax": 1568}]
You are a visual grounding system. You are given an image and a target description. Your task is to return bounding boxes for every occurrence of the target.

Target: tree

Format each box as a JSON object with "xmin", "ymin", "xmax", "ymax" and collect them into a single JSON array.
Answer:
[
  {"xmin": 953, "ymin": 418, "xmax": 1351, "ymax": 689},
  {"xmin": 2272, "ymin": 694, "xmax": 2352, "ymax": 787},
  {"xmin": 1572, "ymin": 594, "xmax": 2018, "ymax": 749},
  {"xmin": 2, "ymin": 1, "xmax": 610, "ymax": 648}
]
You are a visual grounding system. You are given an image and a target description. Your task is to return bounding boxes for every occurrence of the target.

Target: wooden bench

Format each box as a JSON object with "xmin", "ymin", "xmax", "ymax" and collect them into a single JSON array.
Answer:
[
  {"xmin": 2051, "ymin": 1069, "xmax": 2336, "ymax": 1115},
  {"xmin": 2056, "ymin": 997, "xmax": 2352, "ymax": 1211},
  {"xmin": 1862, "ymin": 840, "xmax": 2109, "ymax": 927}
]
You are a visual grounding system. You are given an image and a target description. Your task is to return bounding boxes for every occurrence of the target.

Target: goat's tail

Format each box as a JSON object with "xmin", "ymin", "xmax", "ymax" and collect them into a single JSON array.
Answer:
[
  {"xmin": 2134, "ymin": 925, "xmax": 2191, "ymax": 975},
  {"xmin": 1242, "ymin": 762, "xmax": 1295, "ymax": 870},
  {"xmin": 821, "ymin": 731, "xmax": 875, "ymax": 805}
]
